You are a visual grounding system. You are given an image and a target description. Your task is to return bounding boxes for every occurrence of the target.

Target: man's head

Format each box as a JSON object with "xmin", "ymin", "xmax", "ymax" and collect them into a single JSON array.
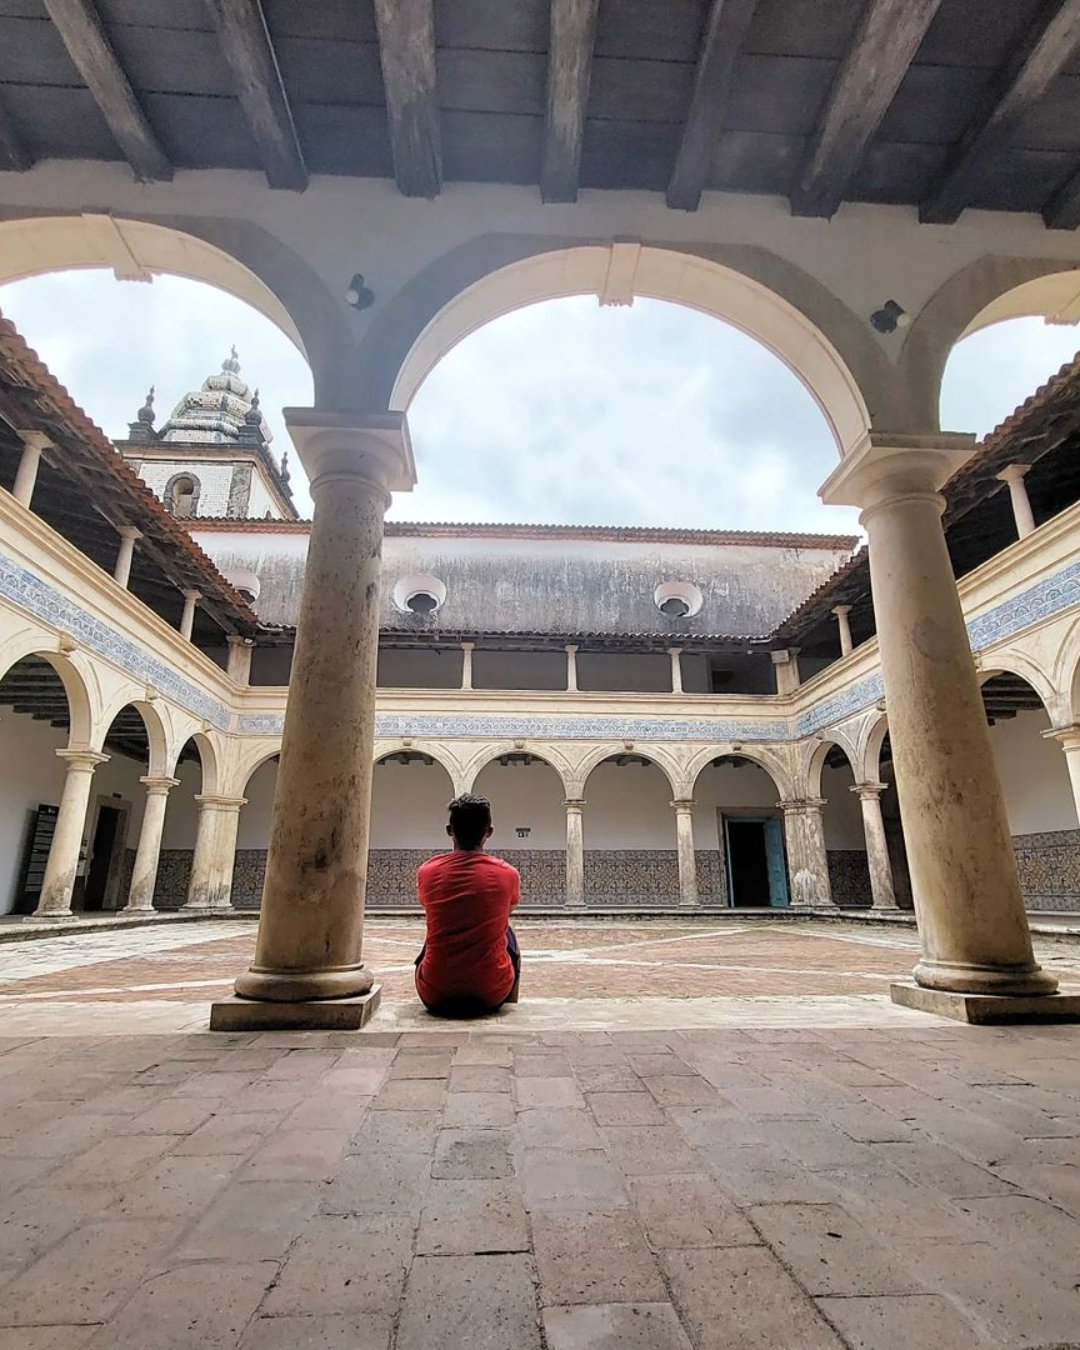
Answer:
[{"xmin": 446, "ymin": 793, "xmax": 493, "ymax": 850}]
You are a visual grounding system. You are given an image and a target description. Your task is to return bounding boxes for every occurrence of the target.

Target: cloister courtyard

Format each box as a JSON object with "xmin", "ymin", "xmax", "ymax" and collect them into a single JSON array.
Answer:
[{"xmin": 0, "ymin": 917, "xmax": 1078, "ymax": 1348}]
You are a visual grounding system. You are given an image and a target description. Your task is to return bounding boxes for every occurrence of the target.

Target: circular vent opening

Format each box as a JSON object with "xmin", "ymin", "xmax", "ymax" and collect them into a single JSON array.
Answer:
[
  {"xmin": 654, "ymin": 581, "xmax": 703, "ymax": 619},
  {"xmin": 392, "ymin": 573, "xmax": 447, "ymax": 616}
]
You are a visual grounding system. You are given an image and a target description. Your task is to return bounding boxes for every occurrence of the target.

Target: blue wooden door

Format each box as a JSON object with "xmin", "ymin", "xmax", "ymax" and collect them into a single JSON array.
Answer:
[{"xmin": 764, "ymin": 817, "xmax": 789, "ymax": 908}]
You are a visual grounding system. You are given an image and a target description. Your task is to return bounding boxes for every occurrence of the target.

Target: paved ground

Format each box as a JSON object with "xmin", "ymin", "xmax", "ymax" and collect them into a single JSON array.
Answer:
[{"xmin": 2, "ymin": 920, "xmax": 1080, "ymax": 1348}]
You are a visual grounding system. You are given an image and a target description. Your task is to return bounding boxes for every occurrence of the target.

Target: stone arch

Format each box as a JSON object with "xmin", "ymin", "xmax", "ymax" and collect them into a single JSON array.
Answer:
[
  {"xmin": 572, "ymin": 743, "xmax": 682, "ymax": 799},
  {"xmin": 857, "ymin": 713, "xmax": 892, "ymax": 787},
  {"xmin": 801, "ymin": 730, "xmax": 861, "ymax": 800},
  {"xmin": 93, "ymin": 691, "xmax": 170, "ymax": 777},
  {"xmin": 977, "ymin": 654, "xmax": 1057, "ymax": 718},
  {"xmin": 373, "ymin": 740, "xmax": 468, "ymax": 797},
  {"xmin": 235, "ymin": 741, "xmax": 283, "ymax": 796},
  {"xmin": 901, "ymin": 257, "xmax": 1080, "ymax": 437},
  {"xmin": 373, "ymin": 240, "xmax": 878, "ymax": 457},
  {"xmin": 1051, "ymin": 613, "xmax": 1080, "ymax": 724},
  {"xmin": 169, "ymin": 730, "xmax": 222, "ymax": 797},
  {"xmin": 0, "ymin": 636, "xmax": 95, "ymax": 748},
  {"xmin": 685, "ymin": 743, "xmax": 793, "ymax": 802},
  {"xmin": 461, "ymin": 743, "xmax": 574, "ymax": 798}
]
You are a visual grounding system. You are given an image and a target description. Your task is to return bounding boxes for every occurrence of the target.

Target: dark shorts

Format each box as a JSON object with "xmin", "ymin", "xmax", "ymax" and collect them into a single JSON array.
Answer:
[{"xmin": 415, "ymin": 926, "xmax": 520, "ymax": 1017}]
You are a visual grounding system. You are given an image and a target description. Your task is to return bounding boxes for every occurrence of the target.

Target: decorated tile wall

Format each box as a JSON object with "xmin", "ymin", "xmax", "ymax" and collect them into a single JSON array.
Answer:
[
  {"xmin": 827, "ymin": 850, "xmax": 873, "ymax": 909},
  {"xmin": 1012, "ymin": 829, "xmax": 1080, "ymax": 911}
]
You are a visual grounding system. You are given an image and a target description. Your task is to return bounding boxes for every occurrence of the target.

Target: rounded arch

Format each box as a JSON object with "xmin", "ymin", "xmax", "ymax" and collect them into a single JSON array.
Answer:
[
  {"xmin": 0, "ymin": 639, "xmax": 95, "ymax": 748},
  {"xmin": 235, "ymin": 741, "xmax": 282, "ymax": 796},
  {"xmin": 176, "ymin": 731, "xmax": 222, "ymax": 797},
  {"xmin": 373, "ymin": 740, "xmax": 467, "ymax": 797},
  {"xmin": 977, "ymin": 655, "xmax": 1057, "ymax": 717},
  {"xmin": 94, "ymin": 692, "xmax": 170, "ymax": 776},
  {"xmin": 800, "ymin": 731, "xmax": 861, "ymax": 800},
  {"xmin": 858, "ymin": 712, "xmax": 891, "ymax": 787},
  {"xmin": 461, "ymin": 743, "xmax": 573, "ymax": 797},
  {"xmin": 163, "ymin": 471, "xmax": 202, "ymax": 519},
  {"xmin": 685, "ymin": 743, "xmax": 793, "ymax": 801},
  {"xmin": 573, "ymin": 742, "xmax": 682, "ymax": 798},
  {"xmin": 384, "ymin": 244, "xmax": 873, "ymax": 457}
]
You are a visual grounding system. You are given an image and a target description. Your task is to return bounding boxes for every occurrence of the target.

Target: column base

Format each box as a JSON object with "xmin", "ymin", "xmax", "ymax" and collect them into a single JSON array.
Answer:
[
  {"xmin": 892, "ymin": 981, "xmax": 1080, "ymax": 1024},
  {"xmin": 912, "ymin": 957, "xmax": 1058, "ymax": 996},
  {"xmin": 234, "ymin": 963, "xmax": 375, "ymax": 1001},
  {"xmin": 210, "ymin": 986, "xmax": 382, "ymax": 1031}
]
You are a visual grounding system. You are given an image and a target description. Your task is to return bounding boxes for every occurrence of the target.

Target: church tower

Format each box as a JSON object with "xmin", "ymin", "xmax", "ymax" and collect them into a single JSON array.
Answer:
[{"xmin": 117, "ymin": 349, "xmax": 298, "ymax": 521}]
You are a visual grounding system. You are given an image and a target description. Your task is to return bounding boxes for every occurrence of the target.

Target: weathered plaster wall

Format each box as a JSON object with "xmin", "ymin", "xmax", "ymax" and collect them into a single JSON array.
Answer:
[
  {"xmin": 990, "ymin": 709, "xmax": 1077, "ymax": 835},
  {"xmin": 0, "ymin": 712, "xmax": 67, "ymax": 912},
  {"xmin": 139, "ymin": 462, "xmax": 234, "ymax": 517}
]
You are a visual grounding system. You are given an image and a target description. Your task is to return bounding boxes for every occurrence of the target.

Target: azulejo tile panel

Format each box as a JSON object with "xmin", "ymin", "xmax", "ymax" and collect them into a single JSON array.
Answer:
[{"xmin": 0, "ymin": 549, "xmax": 230, "ymax": 729}]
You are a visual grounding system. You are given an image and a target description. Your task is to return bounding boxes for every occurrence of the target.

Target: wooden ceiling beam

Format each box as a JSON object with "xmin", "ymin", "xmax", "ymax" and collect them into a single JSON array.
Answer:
[
  {"xmin": 791, "ymin": 0, "xmax": 945, "ymax": 219},
  {"xmin": 372, "ymin": 0, "xmax": 442, "ymax": 199},
  {"xmin": 0, "ymin": 94, "xmax": 33, "ymax": 171},
  {"xmin": 1044, "ymin": 163, "xmax": 1080, "ymax": 229},
  {"xmin": 40, "ymin": 0, "xmax": 172, "ymax": 182},
  {"xmin": 921, "ymin": 0, "xmax": 1080, "ymax": 225},
  {"xmin": 667, "ymin": 0, "xmax": 760, "ymax": 212},
  {"xmin": 540, "ymin": 0, "xmax": 600, "ymax": 204},
  {"xmin": 204, "ymin": 0, "xmax": 307, "ymax": 191}
]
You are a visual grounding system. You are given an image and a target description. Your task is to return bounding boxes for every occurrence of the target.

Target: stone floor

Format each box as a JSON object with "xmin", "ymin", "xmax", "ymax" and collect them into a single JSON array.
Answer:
[{"xmin": 2, "ymin": 920, "xmax": 1080, "ymax": 1348}]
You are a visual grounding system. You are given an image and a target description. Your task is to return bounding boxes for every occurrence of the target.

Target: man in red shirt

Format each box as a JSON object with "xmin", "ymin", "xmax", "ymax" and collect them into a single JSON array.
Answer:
[{"xmin": 415, "ymin": 794, "xmax": 521, "ymax": 1015}]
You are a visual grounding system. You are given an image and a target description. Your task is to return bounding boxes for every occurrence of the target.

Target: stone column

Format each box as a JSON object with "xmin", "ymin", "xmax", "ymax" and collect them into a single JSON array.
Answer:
[
  {"xmin": 1043, "ymin": 725, "xmax": 1080, "ymax": 826},
  {"xmin": 113, "ymin": 526, "xmax": 142, "ymax": 589},
  {"xmin": 832, "ymin": 604, "xmax": 853, "ymax": 657},
  {"xmin": 996, "ymin": 463, "xmax": 1036, "ymax": 539},
  {"xmin": 780, "ymin": 798, "xmax": 832, "ymax": 908},
  {"xmin": 222, "ymin": 412, "xmax": 415, "ymax": 1028},
  {"xmin": 179, "ymin": 589, "xmax": 201, "ymax": 641},
  {"xmin": 226, "ymin": 635, "xmax": 254, "ymax": 686},
  {"xmin": 185, "ymin": 794, "xmax": 246, "ymax": 910},
  {"xmin": 668, "ymin": 647, "xmax": 683, "ymax": 695},
  {"xmin": 36, "ymin": 749, "xmax": 109, "ymax": 915},
  {"xmin": 565, "ymin": 644, "xmax": 579, "ymax": 693},
  {"xmin": 13, "ymin": 432, "xmax": 47, "ymax": 508},
  {"xmin": 672, "ymin": 799, "xmax": 699, "ymax": 907},
  {"xmin": 771, "ymin": 648, "xmax": 801, "ymax": 694},
  {"xmin": 125, "ymin": 775, "xmax": 179, "ymax": 911},
  {"xmin": 565, "ymin": 798, "xmax": 586, "ymax": 908},
  {"xmin": 821, "ymin": 435, "xmax": 1055, "ymax": 995},
  {"xmin": 851, "ymin": 782, "xmax": 896, "ymax": 911},
  {"xmin": 461, "ymin": 641, "xmax": 474, "ymax": 691}
]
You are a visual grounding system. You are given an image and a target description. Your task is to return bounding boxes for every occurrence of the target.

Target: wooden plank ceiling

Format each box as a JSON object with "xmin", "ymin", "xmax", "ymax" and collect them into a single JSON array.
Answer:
[{"xmin": 2, "ymin": 0, "xmax": 1080, "ymax": 223}]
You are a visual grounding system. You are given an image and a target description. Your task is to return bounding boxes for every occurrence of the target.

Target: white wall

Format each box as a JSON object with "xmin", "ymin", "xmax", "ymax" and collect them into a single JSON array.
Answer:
[
  {"xmin": 582, "ymin": 759, "xmax": 677, "ymax": 848},
  {"xmin": 0, "ymin": 713, "xmax": 68, "ymax": 912},
  {"xmin": 821, "ymin": 762, "xmax": 867, "ymax": 849},
  {"xmin": 236, "ymin": 757, "xmax": 278, "ymax": 849},
  {"xmin": 139, "ymin": 461, "xmax": 234, "ymax": 517},
  {"xmin": 472, "ymin": 759, "xmax": 567, "ymax": 848},
  {"xmin": 160, "ymin": 754, "xmax": 207, "ymax": 850},
  {"xmin": 246, "ymin": 474, "xmax": 281, "ymax": 520},
  {"xmin": 990, "ymin": 709, "xmax": 1078, "ymax": 834},
  {"xmin": 692, "ymin": 760, "xmax": 781, "ymax": 848},
  {"xmin": 368, "ymin": 758, "xmax": 455, "ymax": 849}
]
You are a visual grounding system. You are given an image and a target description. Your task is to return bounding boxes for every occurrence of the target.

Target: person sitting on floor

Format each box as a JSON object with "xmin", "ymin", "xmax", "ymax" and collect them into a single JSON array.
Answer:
[{"xmin": 414, "ymin": 793, "xmax": 521, "ymax": 1016}]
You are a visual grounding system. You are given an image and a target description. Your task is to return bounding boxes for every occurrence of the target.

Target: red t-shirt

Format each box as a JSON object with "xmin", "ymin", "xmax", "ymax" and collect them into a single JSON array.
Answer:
[{"xmin": 415, "ymin": 850, "xmax": 520, "ymax": 1008}]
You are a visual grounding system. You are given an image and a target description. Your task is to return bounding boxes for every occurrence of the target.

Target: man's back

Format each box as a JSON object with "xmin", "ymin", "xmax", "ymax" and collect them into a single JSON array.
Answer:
[{"xmin": 416, "ymin": 850, "xmax": 520, "ymax": 1008}]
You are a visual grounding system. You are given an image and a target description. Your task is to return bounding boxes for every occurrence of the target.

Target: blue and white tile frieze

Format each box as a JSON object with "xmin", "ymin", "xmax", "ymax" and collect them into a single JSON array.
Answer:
[
  {"xmin": 0, "ymin": 550, "xmax": 230, "ymax": 729},
  {"xmin": 967, "ymin": 555, "xmax": 1080, "ymax": 652}
]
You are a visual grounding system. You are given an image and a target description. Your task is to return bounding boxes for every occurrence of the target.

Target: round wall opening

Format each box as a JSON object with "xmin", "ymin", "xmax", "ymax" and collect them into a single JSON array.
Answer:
[
  {"xmin": 392, "ymin": 572, "xmax": 447, "ymax": 616},
  {"xmin": 654, "ymin": 581, "xmax": 703, "ymax": 619}
]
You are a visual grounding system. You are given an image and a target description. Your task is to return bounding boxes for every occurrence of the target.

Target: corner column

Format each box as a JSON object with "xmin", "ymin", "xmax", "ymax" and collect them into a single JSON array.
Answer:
[
  {"xmin": 565, "ymin": 799, "xmax": 586, "ymax": 909},
  {"xmin": 36, "ymin": 749, "xmax": 109, "ymax": 915},
  {"xmin": 219, "ymin": 412, "xmax": 416, "ymax": 1029},
  {"xmin": 822, "ymin": 434, "xmax": 1055, "ymax": 996},
  {"xmin": 185, "ymin": 794, "xmax": 246, "ymax": 910},
  {"xmin": 851, "ymin": 782, "xmax": 896, "ymax": 911},
  {"xmin": 126, "ymin": 776, "xmax": 179, "ymax": 911},
  {"xmin": 672, "ymin": 799, "xmax": 699, "ymax": 907},
  {"xmin": 780, "ymin": 798, "xmax": 832, "ymax": 908}
]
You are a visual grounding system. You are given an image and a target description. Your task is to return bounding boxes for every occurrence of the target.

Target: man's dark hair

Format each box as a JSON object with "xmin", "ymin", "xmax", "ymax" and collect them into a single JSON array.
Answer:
[{"xmin": 447, "ymin": 794, "xmax": 492, "ymax": 850}]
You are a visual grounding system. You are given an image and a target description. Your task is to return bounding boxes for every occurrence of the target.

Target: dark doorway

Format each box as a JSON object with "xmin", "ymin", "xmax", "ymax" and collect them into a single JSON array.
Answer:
[
  {"xmin": 724, "ymin": 816, "xmax": 789, "ymax": 908},
  {"xmin": 83, "ymin": 805, "xmax": 122, "ymax": 911}
]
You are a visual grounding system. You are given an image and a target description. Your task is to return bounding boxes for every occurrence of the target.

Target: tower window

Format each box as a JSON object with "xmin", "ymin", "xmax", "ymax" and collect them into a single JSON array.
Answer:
[{"xmin": 165, "ymin": 472, "xmax": 201, "ymax": 518}]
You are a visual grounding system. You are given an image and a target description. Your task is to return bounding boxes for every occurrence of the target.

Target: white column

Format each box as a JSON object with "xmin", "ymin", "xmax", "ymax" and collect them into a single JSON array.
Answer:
[
  {"xmin": 226, "ymin": 635, "xmax": 254, "ymax": 686},
  {"xmin": 113, "ymin": 526, "xmax": 142, "ymax": 589},
  {"xmin": 36, "ymin": 749, "xmax": 109, "ymax": 915},
  {"xmin": 565, "ymin": 644, "xmax": 579, "ymax": 693},
  {"xmin": 821, "ymin": 434, "xmax": 1054, "ymax": 996},
  {"xmin": 461, "ymin": 641, "xmax": 474, "ymax": 691},
  {"xmin": 565, "ymin": 799, "xmax": 586, "ymax": 908},
  {"xmin": 668, "ymin": 647, "xmax": 683, "ymax": 694},
  {"xmin": 179, "ymin": 589, "xmax": 201, "ymax": 641},
  {"xmin": 13, "ymin": 432, "xmax": 47, "ymax": 508},
  {"xmin": 126, "ymin": 776, "xmax": 179, "ymax": 911},
  {"xmin": 832, "ymin": 604, "xmax": 853, "ymax": 657},
  {"xmin": 672, "ymin": 799, "xmax": 699, "ymax": 907},
  {"xmin": 780, "ymin": 798, "xmax": 832, "ymax": 908},
  {"xmin": 771, "ymin": 648, "xmax": 801, "ymax": 694},
  {"xmin": 185, "ymin": 794, "xmax": 246, "ymax": 909},
  {"xmin": 1043, "ymin": 725, "xmax": 1080, "ymax": 826},
  {"xmin": 231, "ymin": 412, "xmax": 415, "ymax": 1015},
  {"xmin": 996, "ymin": 463, "xmax": 1036, "ymax": 539},
  {"xmin": 851, "ymin": 782, "xmax": 896, "ymax": 911}
]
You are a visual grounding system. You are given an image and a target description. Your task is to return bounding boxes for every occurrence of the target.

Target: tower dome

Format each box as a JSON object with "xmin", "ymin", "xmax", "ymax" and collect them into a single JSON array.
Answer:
[{"xmin": 158, "ymin": 348, "xmax": 273, "ymax": 445}]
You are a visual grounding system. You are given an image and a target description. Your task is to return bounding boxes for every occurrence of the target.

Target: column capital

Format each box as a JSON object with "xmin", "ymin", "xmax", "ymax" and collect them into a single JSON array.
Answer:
[
  {"xmin": 779, "ymin": 797, "xmax": 826, "ymax": 813},
  {"xmin": 460, "ymin": 640, "xmax": 475, "ymax": 652},
  {"xmin": 283, "ymin": 409, "xmax": 416, "ymax": 494},
  {"xmin": 1043, "ymin": 723, "xmax": 1080, "ymax": 751},
  {"xmin": 831, "ymin": 604, "xmax": 851, "ymax": 618},
  {"xmin": 117, "ymin": 524, "xmax": 143, "ymax": 542},
  {"xmin": 140, "ymin": 775, "xmax": 180, "ymax": 794},
  {"xmin": 671, "ymin": 798, "xmax": 695, "ymax": 813},
  {"xmin": 564, "ymin": 798, "xmax": 586, "ymax": 811},
  {"xmin": 195, "ymin": 793, "xmax": 248, "ymax": 812},
  {"xmin": 56, "ymin": 748, "xmax": 109, "ymax": 770},
  {"xmin": 851, "ymin": 781, "xmax": 887, "ymax": 800},
  {"xmin": 770, "ymin": 647, "xmax": 798, "ymax": 665},
  {"xmin": 996, "ymin": 462, "xmax": 1032, "ymax": 485},
  {"xmin": 18, "ymin": 430, "xmax": 52, "ymax": 454},
  {"xmin": 564, "ymin": 643, "xmax": 579, "ymax": 654},
  {"xmin": 819, "ymin": 432, "xmax": 976, "ymax": 511},
  {"xmin": 227, "ymin": 633, "xmax": 255, "ymax": 648},
  {"xmin": 181, "ymin": 588, "xmax": 202, "ymax": 603}
]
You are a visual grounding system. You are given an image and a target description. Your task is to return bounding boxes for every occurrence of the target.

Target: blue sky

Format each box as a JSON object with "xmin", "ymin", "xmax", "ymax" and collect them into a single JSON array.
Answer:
[{"xmin": 1, "ymin": 269, "xmax": 1077, "ymax": 535}]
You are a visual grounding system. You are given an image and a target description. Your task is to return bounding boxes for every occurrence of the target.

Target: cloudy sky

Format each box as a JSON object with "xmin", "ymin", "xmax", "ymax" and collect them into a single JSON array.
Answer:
[{"xmin": 2, "ymin": 268, "xmax": 1078, "ymax": 536}]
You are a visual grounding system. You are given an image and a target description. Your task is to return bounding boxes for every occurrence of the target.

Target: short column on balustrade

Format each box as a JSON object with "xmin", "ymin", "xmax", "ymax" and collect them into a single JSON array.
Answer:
[
  {"xmin": 851, "ymin": 781, "xmax": 896, "ymax": 911},
  {"xmin": 37, "ymin": 749, "xmax": 109, "ymax": 915},
  {"xmin": 780, "ymin": 797, "xmax": 832, "ymax": 908},
  {"xmin": 564, "ymin": 798, "xmax": 586, "ymax": 908},
  {"xmin": 126, "ymin": 775, "xmax": 180, "ymax": 911},
  {"xmin": 671, "ymin": 799, "xmax": 699, "ymax": 906}
]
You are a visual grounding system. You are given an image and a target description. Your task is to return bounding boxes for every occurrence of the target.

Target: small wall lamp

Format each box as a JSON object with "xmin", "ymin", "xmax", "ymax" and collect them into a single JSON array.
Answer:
[{"xmin": 869, "ymin": 299, "xmax": 910, "ymax": 334}]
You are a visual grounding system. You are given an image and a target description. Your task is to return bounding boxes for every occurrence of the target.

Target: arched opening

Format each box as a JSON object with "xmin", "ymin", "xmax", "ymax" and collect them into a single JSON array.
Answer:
[
  {"xmin": 471, "ymin": 753, "xmax": 567, "ymax": 908},
  {"xmin": 155, "ymin": 736, "xmax": 220, "ymax": 910},
  {"xmin": 816, "ymin": 743, "xmax": 872, "ymax": 910},
  {"xmin": 866, "ymin": 721, "xmax": 914, "ymax": 912},
  {"xmin": 368, "ymin": 750, "xmax": 456, "ymax": 909},
  {"xmin": 692, "ymin": 755, "xmax": 787, "ymax": 909},
  {"xmin": 581, "ymin": 754, "xmax": 683, "ymax": 908},
  {"xmin": 231, "ymin": 754, "xmax": 281, "ymax": 910},
  {"xmin": 164, "ymin": 472, "xmax": 201, "ymax": 519},
  {"xmin": 0, "ymin": 653, "xmax": 88, "ymax": 914},
  {"xmin": 982, "ymin": 671, "xmax": 1079, "ymax": 914}
]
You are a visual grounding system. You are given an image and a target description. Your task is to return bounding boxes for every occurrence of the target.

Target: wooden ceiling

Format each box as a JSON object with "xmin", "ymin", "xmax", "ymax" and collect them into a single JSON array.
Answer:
[{"xmin": 4, "ymin": 0, "xmax": 1080, "ymax": 223}]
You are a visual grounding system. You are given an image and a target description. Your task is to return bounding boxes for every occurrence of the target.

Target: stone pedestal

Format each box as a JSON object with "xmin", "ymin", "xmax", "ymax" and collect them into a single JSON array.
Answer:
[
  {"xmin": 672, "ymin": 800, "xmax": 699, "ymax": 906},
  {"xmin": 822, "ymin": 434, "xmax": 1056, "ymax": 998},
  {"xmin": 220, "ymin": 412, "xmax": 415, "ymax": 1028},
  {"xmin": 851, "ymin": 782, "xmax": 896, "ymax": 910},
  {"xmin": 891, "ymin": 982, "xmax": 1080, "ymax": 1024},
  {"xmin": 37, "ymin": 749, "xmax": 109, "ymax": 915},
  {"xmin": 125, "ymin": 775, "xmax": 179, "ymax": 911},
  {"xmin": 565, "ymin": 799, "xmax": 586, "ymax": 908},
  {"xmin": 211, "ymin": 988, "xmax": 382, "ymax": 1031}
]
